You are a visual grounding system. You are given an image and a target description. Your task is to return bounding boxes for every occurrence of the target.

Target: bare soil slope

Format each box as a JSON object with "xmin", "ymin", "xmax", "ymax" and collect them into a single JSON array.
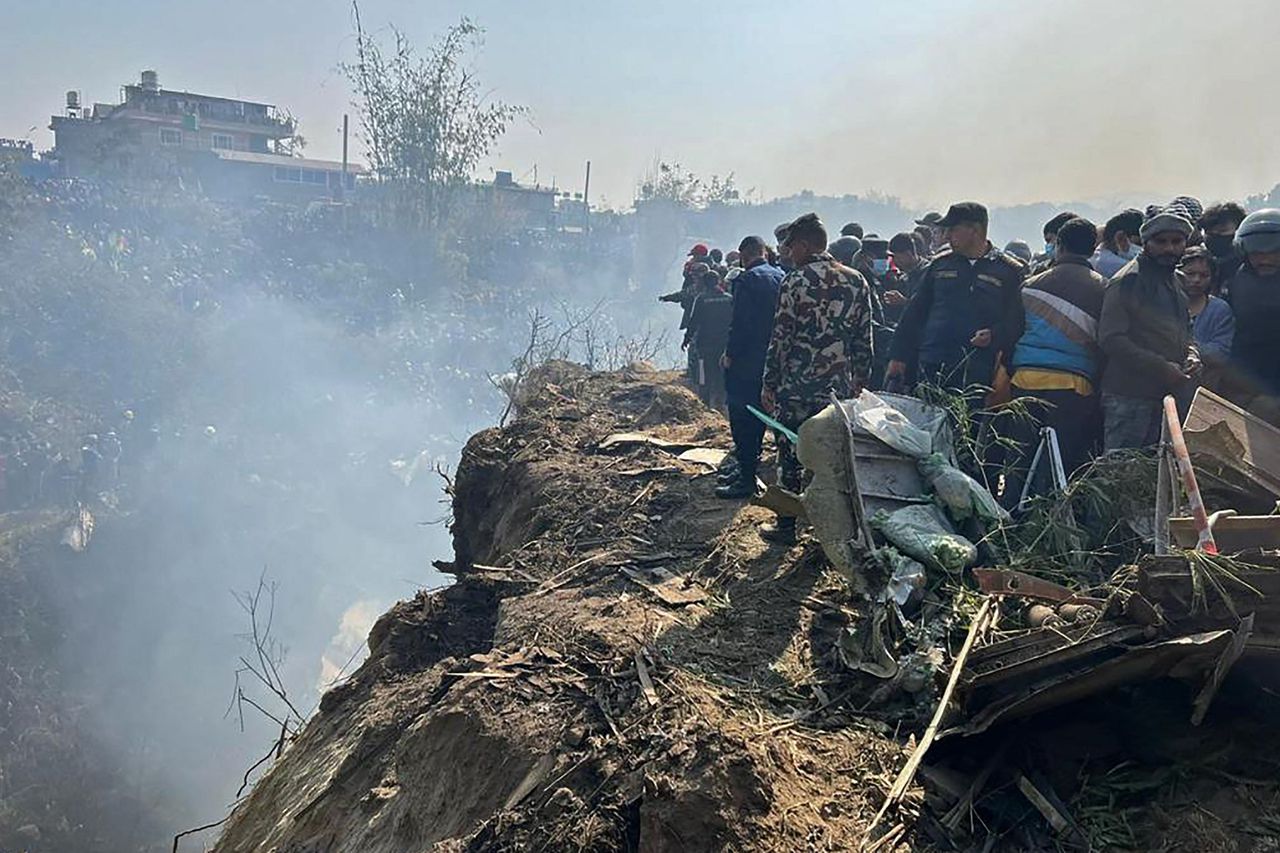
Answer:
[
  {"xmin": 213, "ymin": 364, "xmax": 908, "ymax": 852},
  {"xmin": 212, "ymin": 366, "xmax": 1280, "ymax": 853}
]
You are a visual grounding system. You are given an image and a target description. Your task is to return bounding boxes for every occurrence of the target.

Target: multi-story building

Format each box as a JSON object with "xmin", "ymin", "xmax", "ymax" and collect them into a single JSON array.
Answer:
[{"xmin": 50, "ymin": 70, "xmax": 362, "ymax": 199}]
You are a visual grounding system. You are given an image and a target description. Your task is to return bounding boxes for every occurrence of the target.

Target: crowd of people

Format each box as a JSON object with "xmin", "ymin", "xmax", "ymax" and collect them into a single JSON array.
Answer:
[{"xmin": 661, "ymin": 199, "xmax": 1280, "ymax": 543}]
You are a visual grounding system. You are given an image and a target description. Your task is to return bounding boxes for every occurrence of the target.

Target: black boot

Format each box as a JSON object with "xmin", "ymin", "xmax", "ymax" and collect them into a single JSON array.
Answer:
[
  {"xmin": 759, "ymin": 517, "xmax": 797, "ymax": 544},
  {"xmin": 715, "ymin": 475, "xmax": 757, "ymax": 499}
]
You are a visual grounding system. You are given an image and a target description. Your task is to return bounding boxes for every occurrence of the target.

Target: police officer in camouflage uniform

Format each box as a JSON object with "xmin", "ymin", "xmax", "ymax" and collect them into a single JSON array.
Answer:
[{"xmin": 760, "ymin": 213, "xmax": 874, "ymax": 544}]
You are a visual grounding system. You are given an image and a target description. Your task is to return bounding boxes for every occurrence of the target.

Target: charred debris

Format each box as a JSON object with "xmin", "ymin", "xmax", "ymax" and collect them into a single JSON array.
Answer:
[{"xmin": 757, "ymin": 382, "xmax": 1280, "ymax": 849}]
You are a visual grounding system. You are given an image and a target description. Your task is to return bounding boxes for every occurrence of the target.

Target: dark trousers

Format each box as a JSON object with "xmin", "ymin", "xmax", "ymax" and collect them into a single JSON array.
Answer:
[
  {"xmin": 1102, "ymin": 393, "xmax": 1163, "ymax": 451},
  {"xmin": 728, "ymin": 397, "xmax": 765, "ymax": 478},
  {"xmin": 919, "ymin": 350, "xmax": 996, "ymax": 397},
  {"xmin": 698, "ymin": 357, "xmax": 727, "ymax": 409},
  {"xmin": 1002, "ymin": 388, "xmax": 1100, "ymax": 506}
]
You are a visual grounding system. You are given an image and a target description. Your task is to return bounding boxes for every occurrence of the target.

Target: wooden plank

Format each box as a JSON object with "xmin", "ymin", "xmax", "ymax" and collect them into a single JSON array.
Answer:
[
  {"xmin": 634, "ymin": 649, "xmax": 659, "ymax": 707},
  {"xmin": 676, "ymin": 447, "xmax": 730, "ymax": 468},
  {"xmin": 597, "ymin": 432, "xmax": 697, "ymax": 453}
]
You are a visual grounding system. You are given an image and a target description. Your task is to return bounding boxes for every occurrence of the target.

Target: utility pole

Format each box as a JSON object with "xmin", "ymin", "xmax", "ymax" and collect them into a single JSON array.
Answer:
[
  {"xmin": 582, "ymin": 160, "xmax": 591, "ymax": 234},
  {"xmin": 341, "ymin": 113, "xmax": 349, "ymax": 195}
]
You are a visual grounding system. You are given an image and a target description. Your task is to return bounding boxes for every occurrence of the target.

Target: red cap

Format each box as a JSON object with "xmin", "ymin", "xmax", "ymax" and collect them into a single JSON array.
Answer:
[{"xmin": 688, "ymin": 243, "xmax": 709, "ymax": 257}]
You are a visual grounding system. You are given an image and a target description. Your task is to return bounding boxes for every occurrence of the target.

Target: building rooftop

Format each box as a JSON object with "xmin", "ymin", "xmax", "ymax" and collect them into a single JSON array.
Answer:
[
  {"xmin": 123, "ymin": 84, "xmax": 275, "ymax": 111},
  {"xmin": 213, "ymin": 148, "xmax": 368, "ymax": 173}
]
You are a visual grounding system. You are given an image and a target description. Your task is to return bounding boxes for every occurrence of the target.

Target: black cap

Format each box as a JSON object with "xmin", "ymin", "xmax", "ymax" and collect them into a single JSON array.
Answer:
[
  {"xmin": 861, "ymin": 237, "xmax": 889, "ymax": 257},
  {"xmin": 914, "ymin": 211, "xmax": 943, "ymax": 226},
  {"xmin": 934, "ymin": 202, "xmax": 988, "ymax": 229}
]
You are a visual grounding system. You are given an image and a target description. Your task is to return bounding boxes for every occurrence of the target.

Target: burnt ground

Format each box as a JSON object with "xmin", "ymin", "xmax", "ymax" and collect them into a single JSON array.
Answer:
[{"xmin": 210, "ymin": 365, "xmax": 1280, "ymax": 852}]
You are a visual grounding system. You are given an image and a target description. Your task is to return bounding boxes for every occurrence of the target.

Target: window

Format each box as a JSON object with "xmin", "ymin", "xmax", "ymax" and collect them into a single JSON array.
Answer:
[
  {"xmin": 159, "ymin": 128, "xmax": 182, "ymax": 146},
  {"xmin": 301, "ymin": 169, "xmax": 328, "ymax": 186},
  {"xmin": 211, "ymin": 133, "xmax": 235, "ymax": 150},
  {"xmin": 272, "ymin": 166, "xmax": 301, "ymax": 183}
]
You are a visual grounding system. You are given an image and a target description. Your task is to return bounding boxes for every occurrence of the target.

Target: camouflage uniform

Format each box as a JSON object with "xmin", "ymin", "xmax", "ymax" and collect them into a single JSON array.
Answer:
[{"xmin": 763, "ymin": 253, "xmax": 874, "ymax": 493}]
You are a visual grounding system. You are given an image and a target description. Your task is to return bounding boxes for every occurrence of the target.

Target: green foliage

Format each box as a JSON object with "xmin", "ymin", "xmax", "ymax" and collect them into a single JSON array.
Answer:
[
  {"xmin": 0, "ymin": 167, "xmax": 197, "ymax": 421},
  {"xmin": 343, "ymin": 6, "xmax": 526, "ymax": 229},
  {"xmin": 638, "ymin": 161, "xmax": 738, "ymax": 209},
  {"xmin": 989, "ymin": 451, "xmax": 1157, "ymax": 584}
]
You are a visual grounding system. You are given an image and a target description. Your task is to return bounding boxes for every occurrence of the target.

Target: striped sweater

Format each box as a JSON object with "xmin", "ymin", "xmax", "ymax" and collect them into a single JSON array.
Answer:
[{"xmin": 1010, "ymin": 256, "xmax": 1107, "ymax": 382}]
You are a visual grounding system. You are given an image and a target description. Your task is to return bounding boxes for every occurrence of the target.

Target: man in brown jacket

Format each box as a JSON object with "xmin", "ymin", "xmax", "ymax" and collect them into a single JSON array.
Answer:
[{"xmin": 1098, "ymin": 207, "xmax": 1201, "ymax": 449}]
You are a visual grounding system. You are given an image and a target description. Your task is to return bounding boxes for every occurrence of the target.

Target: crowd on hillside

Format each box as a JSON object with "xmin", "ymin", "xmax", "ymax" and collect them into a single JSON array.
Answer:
[{"xmin": 661, "ymin": 199, "xmax": 1280, "ymax": 543}]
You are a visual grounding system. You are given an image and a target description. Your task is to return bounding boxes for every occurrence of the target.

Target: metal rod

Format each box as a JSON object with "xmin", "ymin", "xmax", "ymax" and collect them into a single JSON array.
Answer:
[
  {"xmin": 746, "ymin": 405, "xmax": 797, "ymax": 443},
  {"xmin": 340, "ymin": 113, "xmax": 349, "ymax": 201},
  {"xmin": 1017, "ymin": 431, "xmax": 1048, "ymax": 512},
  {"xmin": 831, "ymin": 392, "xmax": 876, "ymax": 547},
  {"xmin": 1163, "ymin": 395, "xmax": 1217, "ymax": 553},
  {"xmin": 582, "ymin": 160, "xmax": 591, "ymax": 233},
  {"xmin": 1044, "ymin": 427, "xmax": 1068, "ymax": 490},
  {"xmin": 1155, "ymin": 414, "xmax": 1172, "ymax": 555}
]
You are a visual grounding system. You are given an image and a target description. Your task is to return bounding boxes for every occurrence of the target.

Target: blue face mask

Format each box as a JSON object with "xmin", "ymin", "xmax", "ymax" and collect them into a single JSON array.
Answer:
[
  {"xmin": 872, "ymin": 258, "xmax": 890, "ymax": 275},
  {"xmin": 1044, "ymin": 242, "xmax": 1056, "ymax": 258}
]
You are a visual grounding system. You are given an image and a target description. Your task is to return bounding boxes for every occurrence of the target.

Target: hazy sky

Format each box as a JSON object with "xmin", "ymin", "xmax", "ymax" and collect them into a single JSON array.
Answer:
[{"xmin": 5, "ymin": 0, "xmax": 1279, "ymax": 209}]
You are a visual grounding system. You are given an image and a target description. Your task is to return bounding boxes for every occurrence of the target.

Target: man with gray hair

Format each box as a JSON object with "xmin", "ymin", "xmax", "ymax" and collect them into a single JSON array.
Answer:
[{"xmin": 1097, "ymin": 206, "xmax": 1202, "ymax": 449}]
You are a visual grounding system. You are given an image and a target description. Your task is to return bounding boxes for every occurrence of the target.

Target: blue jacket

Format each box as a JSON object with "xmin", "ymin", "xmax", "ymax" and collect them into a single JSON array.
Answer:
[
  {"xmin": 1190, "ymin": 296, "xmax": 1234, "ymax": 366},
  {"xmin": 724, "ymin": 259, "xmax": 783, "ymax": 395},
  {"xmin": 1010, "ymin": 256, "xmax": 1106, "ymax": 382}
]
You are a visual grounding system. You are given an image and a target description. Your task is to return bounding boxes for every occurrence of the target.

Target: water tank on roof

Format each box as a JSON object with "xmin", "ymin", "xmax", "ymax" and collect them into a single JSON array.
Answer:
[
  {"xmin": 66, "ymin": 91, "xmax": 80, "ymax": 115},
  {"xmin": 141, "ymin": 70, "xmax": 160, "ymax": 93},
  {"xmin": 494, "ymin": 170, "xmax": 515, "ymax": 187}
]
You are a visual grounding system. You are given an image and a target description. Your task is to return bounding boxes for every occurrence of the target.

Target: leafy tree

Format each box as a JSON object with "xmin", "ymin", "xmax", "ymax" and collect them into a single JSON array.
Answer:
[
  {"xmin": 343, "ymin": 5, "xmax": 526, "ymax": 228},
  {"xmin": 637, "ymin": 161, "xmax": 737, "ymax": 209}
]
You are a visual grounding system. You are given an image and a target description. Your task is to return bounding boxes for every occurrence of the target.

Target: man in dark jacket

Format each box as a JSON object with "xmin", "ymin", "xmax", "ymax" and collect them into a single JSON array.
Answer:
[
  {"xmin": 684, "ymin": 269, "xmax": 734, "ymax": 408},
  {"xmin": 1201, "ymin": 201, "xmax": 1247, "ymax": 288},
  {"xmin": 658, "ymin": 244, "xmax": 711, "ymax": 378},
  {"xmin": 885, "ymin": 202, "xmax": 1027, "ymax": 394},
  {"xmin": 716, "ymin": 235, "xmax": 784, "ymax": 498},
  {"xmin": 884, "ymin": 232, "xmax": 926, "ymax": 325},
  {"xmin": 1003, "ymin": 217, "xmax": 1106, "ymax": 502},
  {"xmin": 1098, "ymin": 207, "xmax": 1201, "ymax": 449},
  {"xmin": 1222, "ymin": 208, "xmax": 1280, "ymax": 425}
]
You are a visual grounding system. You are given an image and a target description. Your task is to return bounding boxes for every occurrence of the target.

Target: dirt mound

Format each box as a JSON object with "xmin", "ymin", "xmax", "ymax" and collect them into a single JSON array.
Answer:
[
  {"xmin": 212, "ymin": 368, "xmax": 1280, "ymax": 853},
  {"xmin": 212, "ymin": 368, "xmax": 905, "ymax": 852}
]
